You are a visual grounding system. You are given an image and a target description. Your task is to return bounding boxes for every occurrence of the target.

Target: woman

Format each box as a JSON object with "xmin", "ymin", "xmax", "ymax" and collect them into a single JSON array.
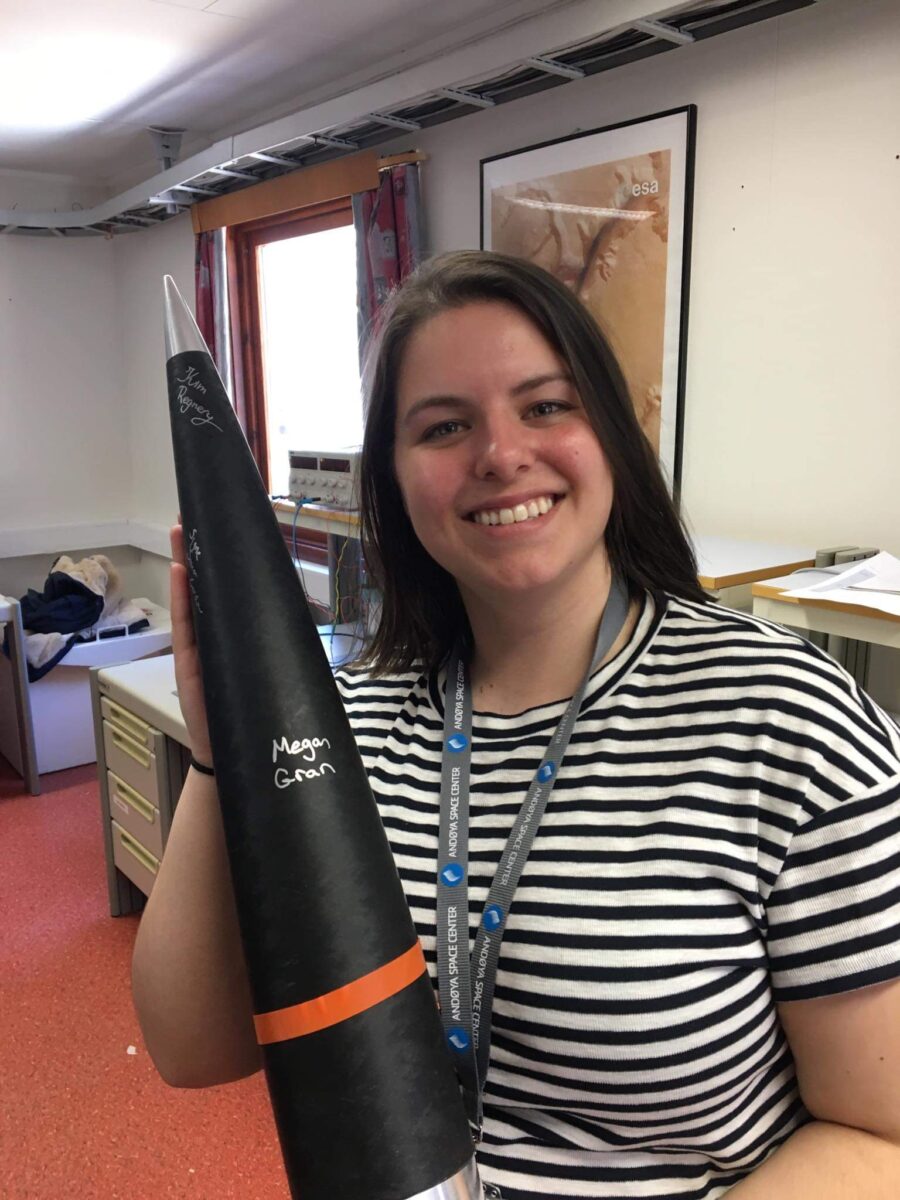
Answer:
[{"xmin": 134, "ymin": 251, "xmax": 900, "ymax": 1198}]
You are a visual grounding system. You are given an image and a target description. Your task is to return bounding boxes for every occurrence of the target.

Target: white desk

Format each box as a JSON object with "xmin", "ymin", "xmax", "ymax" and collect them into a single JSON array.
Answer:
[
  {"xmin": 692, "ymin": 536, "xmax": 815, "ymax": 610},
  {"xmin": 752, "ymin": 574, "xmax": 900, "ymax": 651},
  {"xmin": 692, "ymin": 536, "xmax": 814, "ymax": 592},
  {"xmin": 273, "ymin": 503, "xmax": 813, "ymax": 605}
]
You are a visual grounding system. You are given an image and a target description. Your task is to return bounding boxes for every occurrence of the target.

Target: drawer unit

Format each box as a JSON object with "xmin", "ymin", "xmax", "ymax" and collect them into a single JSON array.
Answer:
[
  {"xmin": 102, "ymin": 717, "xmax": 164, "ymax": 811},
  {"xmin": 111, "ymin": 818, "xmax": 160, "ymax": 897},
  {"xmin": 92, "ymin": 659, "xmax": 189, "ymax": 916},
  {"xmin": 107, "ymin": 769, "xmax": 164, "ymax": 860},
  {"xmin": 100, "ymin": 696, "xmax": 165, "ymax": 751}
]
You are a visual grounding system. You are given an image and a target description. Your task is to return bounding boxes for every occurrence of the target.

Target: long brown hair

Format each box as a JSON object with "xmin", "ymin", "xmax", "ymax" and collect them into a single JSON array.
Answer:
[{"xmin": 356, "ymin": 250, "xmax": 706, "ymax": 675}]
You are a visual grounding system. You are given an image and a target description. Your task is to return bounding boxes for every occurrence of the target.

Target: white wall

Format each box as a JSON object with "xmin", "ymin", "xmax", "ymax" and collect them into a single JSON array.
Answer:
[
  {"xmin": 112, "ymin": 214, "xmax": 195, "ymax": 533},
  {"xmin": 0, "ymin": 235, "xmax": 129, "ymax": 530},
  {"xmin": 0, "ymin": 166, "xmax": 188, "ymax": 604},
  {"xmin": 0, "ymin": 167, "xmax": 107, "ymax": 214}
]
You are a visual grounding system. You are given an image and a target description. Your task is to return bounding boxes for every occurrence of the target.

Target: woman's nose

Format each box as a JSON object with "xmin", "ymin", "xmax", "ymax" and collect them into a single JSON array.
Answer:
[{"xmin": 472, "ymin": 414, "xmax": 535, "ymax": 481}]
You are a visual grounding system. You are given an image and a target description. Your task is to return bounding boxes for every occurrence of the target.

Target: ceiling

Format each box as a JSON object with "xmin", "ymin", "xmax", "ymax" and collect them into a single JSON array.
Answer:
[
  {"xmin": 0, "ymin": 0, "xmax": 817, "ymax": 232},
  {"xmin": 0, "ymin": 0, "xmax": 597, "ymax": 188}
]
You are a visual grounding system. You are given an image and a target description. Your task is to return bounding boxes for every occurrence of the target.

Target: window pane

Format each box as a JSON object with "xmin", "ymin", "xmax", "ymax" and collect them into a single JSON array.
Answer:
[{"xmin": 258, "ymin": 224, "xmax": 361, "ymax": 496}]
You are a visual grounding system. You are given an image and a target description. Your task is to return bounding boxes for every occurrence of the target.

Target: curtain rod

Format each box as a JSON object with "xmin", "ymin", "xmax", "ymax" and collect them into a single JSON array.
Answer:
[{"xmin": 377, "ymin": 151, "xmax": 427, "ymax": 171}]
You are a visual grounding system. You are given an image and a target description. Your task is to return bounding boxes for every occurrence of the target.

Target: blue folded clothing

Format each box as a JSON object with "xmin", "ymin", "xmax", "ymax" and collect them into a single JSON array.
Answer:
[{"xmin": 20, "ymin": 571, "xmax": 104, "ymax": 634}]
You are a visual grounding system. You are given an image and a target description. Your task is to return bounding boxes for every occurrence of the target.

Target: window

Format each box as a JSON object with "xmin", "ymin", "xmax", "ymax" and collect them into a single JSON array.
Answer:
[
  {"xmin": 258, "ymin": 221, "xmax": 361, "ymax": 496},
  {"xmin": 230, "ymin": 198, "xmax": 361, "ymax": 563}
]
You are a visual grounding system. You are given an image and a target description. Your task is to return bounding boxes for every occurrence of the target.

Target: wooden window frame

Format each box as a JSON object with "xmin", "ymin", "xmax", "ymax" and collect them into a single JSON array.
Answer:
[{"xmin": 228, "ymin": 196, "xmax": 353, "ymax": 567}]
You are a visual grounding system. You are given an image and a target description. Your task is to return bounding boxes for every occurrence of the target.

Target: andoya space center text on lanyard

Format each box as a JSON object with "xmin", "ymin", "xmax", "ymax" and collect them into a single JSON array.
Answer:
[{"xmin": 435, "ymin": 575, "xmax": 630, "ymax": 1135}]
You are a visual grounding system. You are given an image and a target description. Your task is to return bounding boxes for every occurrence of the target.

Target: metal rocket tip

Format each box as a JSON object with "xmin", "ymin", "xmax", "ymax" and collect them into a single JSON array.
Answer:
[{"xmin": 164, "ymin": 274, "xmax": 210, "ymax": 361}]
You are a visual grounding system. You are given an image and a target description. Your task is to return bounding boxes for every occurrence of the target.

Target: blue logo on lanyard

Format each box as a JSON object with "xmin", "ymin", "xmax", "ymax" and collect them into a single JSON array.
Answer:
[
  {"xmin": 440, "ymin": 863, "xmax": 465, "ymax": 887},
  {"xmin": 447, "ymin": 734, "xmax": 468, "ymax": 752},
  {"xmin": 483, "ymin": 904, "xmax": 504, "ymax": 931},
  {"xmin": 537, "ymin": 761, "xmax": 556, "ymax": 783},
  {"xmin": 448, "ymin": 1026, "xmax": 470, "ymax": 1052}
]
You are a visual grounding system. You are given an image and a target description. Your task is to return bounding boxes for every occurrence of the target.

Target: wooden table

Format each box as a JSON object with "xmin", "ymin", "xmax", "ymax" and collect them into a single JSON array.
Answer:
[
  {"xmin": 274, "ymin": 499, "xmax": 359, "ymax": 539},
  {"xmin": 752, "ymin": 574, "xmax": 900, "ymax": 651}
]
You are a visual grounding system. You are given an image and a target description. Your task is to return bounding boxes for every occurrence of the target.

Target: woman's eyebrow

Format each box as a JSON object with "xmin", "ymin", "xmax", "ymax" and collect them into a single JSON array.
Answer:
[
  {"xmin": 510, "ymin": 371, "xmax": 573, "ymax": 395},
  {"xmin": 401, "ymin": 395, "xmax": 474, "ymax": 426}
]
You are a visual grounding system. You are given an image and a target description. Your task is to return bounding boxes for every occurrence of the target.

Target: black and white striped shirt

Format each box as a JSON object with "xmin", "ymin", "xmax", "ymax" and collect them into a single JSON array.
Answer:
[{"xmin": 335, "ymin": 594, "xmax": 900, "ymax": 1199}]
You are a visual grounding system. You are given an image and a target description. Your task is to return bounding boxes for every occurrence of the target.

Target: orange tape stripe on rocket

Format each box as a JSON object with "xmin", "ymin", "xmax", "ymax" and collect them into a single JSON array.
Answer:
[{"xmin": 254, "ymin": 943, "xmax": 428, "ymax": 1044}]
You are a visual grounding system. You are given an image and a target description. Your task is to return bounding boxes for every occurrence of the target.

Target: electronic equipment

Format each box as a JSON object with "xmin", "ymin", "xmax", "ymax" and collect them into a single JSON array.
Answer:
[{"xmin": 288, "ymin": 446, "xmax": 361, "ymax": 509}]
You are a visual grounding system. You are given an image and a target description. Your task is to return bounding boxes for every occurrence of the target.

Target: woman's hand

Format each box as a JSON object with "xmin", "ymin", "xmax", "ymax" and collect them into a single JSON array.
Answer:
[{"xmin": 170, "ymin": 522, "xmax": 213, "ymax": 768}]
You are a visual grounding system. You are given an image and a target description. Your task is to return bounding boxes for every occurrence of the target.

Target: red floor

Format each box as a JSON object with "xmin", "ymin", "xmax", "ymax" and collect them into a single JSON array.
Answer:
[{"xmin": 0, "ymin": 756, "xmax": 290, "ymax": 1199}]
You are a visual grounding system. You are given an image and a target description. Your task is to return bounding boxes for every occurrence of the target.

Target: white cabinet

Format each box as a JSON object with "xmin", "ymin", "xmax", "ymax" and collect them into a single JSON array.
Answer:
[
  {"xmin": 0, "ymin": 598, "xmax": 171, "ymax": 784},
  {"xmin": 91, "ymin": 657, "xmax": 188, "ymax": 916}
]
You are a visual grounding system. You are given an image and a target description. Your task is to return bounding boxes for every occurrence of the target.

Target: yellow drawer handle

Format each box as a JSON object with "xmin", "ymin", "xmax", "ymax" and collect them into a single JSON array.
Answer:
[
  {"xmin": 104, "ymin": 698, "xmax": 153, "ymax": 746},
  {"xmin": 111, "ymin": 774, "xmax": 156, "ymax": 823},
  {"xmin": 118, "ymin": 828, "xmax": 158, "ymax": 875},
  {"xmin": 111, "ymin": 726, "xmax": 152, "ymax": 770}
]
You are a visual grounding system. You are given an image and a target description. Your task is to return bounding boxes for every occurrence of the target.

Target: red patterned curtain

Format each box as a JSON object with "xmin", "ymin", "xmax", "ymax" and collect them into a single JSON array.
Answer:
[
  {"xmin": 352, "ymin": 162, "xmax": 424, "ymax": 357},
  {"xmin": 194, "ymin": 230, "xmax": 217, "ymax": 361}
]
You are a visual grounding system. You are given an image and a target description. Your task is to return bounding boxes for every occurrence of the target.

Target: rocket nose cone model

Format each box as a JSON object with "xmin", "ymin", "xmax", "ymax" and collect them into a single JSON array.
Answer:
[
  {"xmin": 162, "ymin": 278, "xmax": 480, "ymax": 1200},
  {"xmin": 163, "ymin": 274, "xmax": 206, "ymax": 359}
]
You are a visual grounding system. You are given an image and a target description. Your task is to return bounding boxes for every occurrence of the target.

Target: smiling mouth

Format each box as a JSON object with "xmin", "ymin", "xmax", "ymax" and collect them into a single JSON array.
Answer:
[{"xmin": 467, "ymin": 495, "xmax": 561, "ymax": 526}]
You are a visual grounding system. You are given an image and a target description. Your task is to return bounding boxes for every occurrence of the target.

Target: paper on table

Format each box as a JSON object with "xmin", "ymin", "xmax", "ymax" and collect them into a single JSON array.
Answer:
[
  {"xmin": 783, "ymin": 552, "xmax": 900, "ymax": 618},
  {"xmin": 844, "ymin": 551, "xmax": 900, "ymax": 594}
]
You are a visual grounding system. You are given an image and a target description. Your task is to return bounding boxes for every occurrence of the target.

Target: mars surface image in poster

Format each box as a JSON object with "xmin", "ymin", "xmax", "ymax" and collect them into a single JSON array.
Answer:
[{"xmin": 490, "ymin": 149, "xmax": 671, "ymax": 456}]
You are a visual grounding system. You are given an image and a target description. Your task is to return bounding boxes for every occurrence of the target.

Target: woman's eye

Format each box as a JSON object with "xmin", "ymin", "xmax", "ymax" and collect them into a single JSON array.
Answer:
[
  {"xmin": 422, "ymin": 419, "xmax": 464, "ymax": 441},
  {"xmin": 530, "ymin": 400, "xmax": 570, "ymax": 418}
]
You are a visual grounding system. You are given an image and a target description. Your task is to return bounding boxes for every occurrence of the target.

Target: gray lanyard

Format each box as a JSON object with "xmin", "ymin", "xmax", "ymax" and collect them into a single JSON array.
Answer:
[{"xmin": 435, "ymin": 577, "xmax": 630, "ymax": 1134}]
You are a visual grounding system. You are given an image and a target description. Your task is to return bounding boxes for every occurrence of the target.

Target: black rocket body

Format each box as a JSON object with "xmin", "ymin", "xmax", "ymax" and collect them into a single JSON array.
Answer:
[{"xmin": 162, "ymin": 278, "xmax": 479, "ymax": 1200}]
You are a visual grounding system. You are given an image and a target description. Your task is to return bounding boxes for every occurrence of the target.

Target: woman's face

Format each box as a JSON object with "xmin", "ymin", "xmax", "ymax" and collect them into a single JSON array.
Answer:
[{"xmin": 392, "ymin": 300, "xmax": 613, "ymax": 612}]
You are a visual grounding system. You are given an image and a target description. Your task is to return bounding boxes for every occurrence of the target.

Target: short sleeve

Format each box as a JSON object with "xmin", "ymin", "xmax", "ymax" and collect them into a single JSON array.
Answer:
[{"xmin": 765, "ymin": 773, "xmax": 900, "ymax": 1001}]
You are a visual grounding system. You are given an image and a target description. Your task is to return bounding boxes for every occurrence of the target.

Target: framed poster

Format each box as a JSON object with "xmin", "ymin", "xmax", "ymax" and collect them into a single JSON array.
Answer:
[{"xmin": 481, "ymin": 105, "xmax": 696, "ymax": 494}]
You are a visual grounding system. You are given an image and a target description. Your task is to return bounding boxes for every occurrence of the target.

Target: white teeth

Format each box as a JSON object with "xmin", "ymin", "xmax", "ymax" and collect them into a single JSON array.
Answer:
[{"xmin": 472, "ymin": 496, "xmax": 557, "ymax": 525}]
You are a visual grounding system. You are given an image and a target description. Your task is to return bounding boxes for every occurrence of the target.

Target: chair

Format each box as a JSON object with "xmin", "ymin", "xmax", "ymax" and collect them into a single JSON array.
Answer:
[{"xmin": 0, "ymin": 596, "xmax": 41, "ymax": 795}]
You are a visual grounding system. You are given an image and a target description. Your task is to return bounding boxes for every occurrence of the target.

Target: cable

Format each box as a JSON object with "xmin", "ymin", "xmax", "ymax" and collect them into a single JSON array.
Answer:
[
  {"xmin": 271, "ymin": 492, "xmax": 312, "ymax": 599},
  {"xmin": 290, "ymin": 497, "xmax": 311, "ymax": 596},
  {"xmin": 329, "ymin": 509, "xmax": 367, "ymax": 665},
  {"xmin": 333, "ymin": 534, "xmax": 350, "ymax": 621},
  {"xmin": 273, "ymin": 493, "xmax": 366, "ymax": 667}
]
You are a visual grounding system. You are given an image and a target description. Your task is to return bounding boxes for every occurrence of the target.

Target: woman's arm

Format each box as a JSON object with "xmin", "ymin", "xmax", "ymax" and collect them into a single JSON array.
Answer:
[
  {"xmin": 132, "ymin": 534, "xmax": 261, "ymax": 1087},
  {"xmin": 131, "ymin": 765, "xmax": 262, "ymax": 1087},
  {"xmin": 726, "ymin": 1120, "xmax": 900, "ymax": 1197},
  {"xmin": 728, "ymin": 979, "xmax": 900, "ymax": 1196}
]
